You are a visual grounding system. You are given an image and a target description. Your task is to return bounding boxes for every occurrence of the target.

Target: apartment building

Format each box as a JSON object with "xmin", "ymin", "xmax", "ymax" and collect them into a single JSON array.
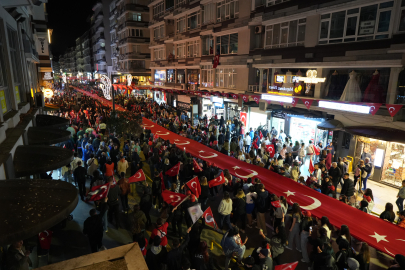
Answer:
[
  {"xmin": 92, "ymin": 2, "xmax": 109, "ymax": 76},
  {"xmin": 108, "ymin": 0, "xmax": 151, "ymax": 85}
]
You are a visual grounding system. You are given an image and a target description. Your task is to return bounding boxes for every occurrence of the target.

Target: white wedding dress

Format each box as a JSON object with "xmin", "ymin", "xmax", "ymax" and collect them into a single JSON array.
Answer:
[{"xmin": 339, "ymin": 71, "xmax": 362, "ymax": 102}]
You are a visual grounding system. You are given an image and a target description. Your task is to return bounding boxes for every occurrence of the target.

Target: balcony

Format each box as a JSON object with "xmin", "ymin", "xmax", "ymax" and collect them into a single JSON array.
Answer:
[
  {"xmin": 118, "ymin": 37, "xmax": 149, "ymax": 46},
  {"xmin": 97, "ymin": 57, "xmax": 107, "ymax": 64},
  {"xmin": 96, "ymin": 48, "xmax": 106, "ymax": 54},
  {"xmin": 119, "ymin": 52, "xmax": 150, "ymax": 60},
  {"xmin": 96, "ymin": 25, "xmax": 104, "ymax": 33},
  {"xmin": 22, "ymin": 34, "xmax": 39, "ymax": 63}
]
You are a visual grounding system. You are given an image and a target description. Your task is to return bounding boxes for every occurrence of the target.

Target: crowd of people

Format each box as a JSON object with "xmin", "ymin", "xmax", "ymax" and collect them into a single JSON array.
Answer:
[{"xmin": 10, "ymin": 83, "xmax": 404, "ymax": 270}]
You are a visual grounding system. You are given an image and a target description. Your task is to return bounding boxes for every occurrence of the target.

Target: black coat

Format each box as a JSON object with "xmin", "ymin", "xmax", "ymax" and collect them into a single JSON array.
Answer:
[
  {"xmin": 341, "ymin": 178, "xmax": 355, "ymax": 197},
  {"xmin": 328, "ymin": 167, "xmax": 341, "ymax": 184},
  {"xmin": 145, "ymin": 246, "xmax": 168, "ymax": 270},
  {"xmin": 166, "ymin": 234, "xmax": 189, "ymax": 270},
  {"xmin": 233, "ymin": 197, "xmax": 246, "ymax": 215},
  {"xmin": 83, "ymin": 203, "xmax": 108, "ymax": 240}
]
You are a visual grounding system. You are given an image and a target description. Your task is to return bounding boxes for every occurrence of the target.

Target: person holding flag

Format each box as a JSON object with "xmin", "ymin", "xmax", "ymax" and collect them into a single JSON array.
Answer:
[
  {"xmin": 152, "ymin": 171, "xmax": 163, "ymax": 210},
  {"xmin": 107, "ymin": 176, "xmax": 121, "ymax": 229}
]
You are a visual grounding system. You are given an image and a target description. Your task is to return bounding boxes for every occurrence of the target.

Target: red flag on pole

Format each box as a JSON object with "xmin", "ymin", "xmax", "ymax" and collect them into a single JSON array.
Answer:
[
  {"xmin": 265, "ymin": 144, "xmax": 275, "ymax": 158},
  {"xmin": 38, "ymin": 230, "xmax": 53, "ymax": 250},
  {"xmin": 165, "ymin": 162, "xmax": 181, "ymax": 176},
  {"xmin": 203, "ymin": 207, "xmax": 218, "ymax": 230},
  {"xmin": 185, "ymin": 176, "xmax": 201, "ymax": 198},
  {"xmin": 86, "ymin": 183, "xmax": 109, "ymax": 201},
  {"xmin": 275, "ymin": 261, "xmax": 298, "ymax": 270},
  {"xmin": 209, "ymin": 172, "xmax": 225, "ymax": 188},
  {"xmin": 161, "ymin": 190, "xmax": 187, "ymax": 207},
  {"xmin": 309, "ymin": 158, "xmax": 315, "ymax": 174},
  {"xmin": 128, "ymin": 169, "xmax": 146, "ymax": 183},
  {"xmin": 159, "ymin": 171, "xmax": 166, "ymax": 190},
  {"xmin": 193, "ymin": 159, "xmax": 203, "ymax": 172}
]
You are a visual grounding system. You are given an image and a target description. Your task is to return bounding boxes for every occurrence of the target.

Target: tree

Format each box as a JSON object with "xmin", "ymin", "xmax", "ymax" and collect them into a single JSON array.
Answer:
[{"xmin": 106, "ymin": 110, "xmax": 143, "ymax": 138}]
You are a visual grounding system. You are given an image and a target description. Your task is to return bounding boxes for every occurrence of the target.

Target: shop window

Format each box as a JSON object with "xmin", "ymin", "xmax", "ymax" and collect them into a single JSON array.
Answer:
[
  {"xmin": 319, "ymin": 2, "xmax": 393, "ymax": 44},
  {"xmin": 176, "ymin": 42, "xmax": 186, "ymax": 59},
  {"xmin": 216, "ymin": 33, "xmax": 238, "ymax": 55},
  {"xmin": 0, "ymin": 33, "xmax": 11, "ymax": 113},
  {"xmin": 201, "ymin": 65, "xmax": 214, "ymax": 88},
  {"xmin": 177, "ymin": 16, "xmax": 186, "ymax": 33},
  {"xmin": 187, "ymin": 40, "xmax": 200, "ymax": 57},
  {"xmin": 399, "ymin": 0, "xmax": 405, "ymax": 31},
  {"xmin": 202, "ymin": 3, "xmax": 216, "ymax": 25},
  {"xmin": 188, "ymin": 12, "xmax": 200, "ymax": 30},
  {"xmin": 177, "ymin": 69, "xmax": 185, "ymax": 84},
  {"xmin": 202, "ymin": 35, "xmax": 214, "ymax": 55},
  {"xmin": 217, "ymin": 0, "xmax": 239, "ymax": 22},
  {"xmin": 167, "ymin": 69, "xmax": 175, "ymax": 83},
  {"xmin": 215, "ymin": 68, "xmax": 236, "ymax": 89},
  {"xmin": 265, "ymin": 19, "xmax": 306, "ymax": 49},
  {"xmin": 7, "ymin": 27, "xmax": 23, "ymax": 104}
]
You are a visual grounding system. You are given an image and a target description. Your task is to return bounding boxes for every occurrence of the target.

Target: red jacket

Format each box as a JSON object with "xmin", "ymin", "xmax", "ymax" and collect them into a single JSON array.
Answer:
[{"xmin": 150, "ymin": 222, "xmax": 169, "ymax": 246}]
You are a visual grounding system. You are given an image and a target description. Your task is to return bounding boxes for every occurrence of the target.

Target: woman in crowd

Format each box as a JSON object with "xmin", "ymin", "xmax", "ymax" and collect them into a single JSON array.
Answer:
[
  {"xmin": 232, "ymin": 189, "xmax": 247, "ymax": 233},
  {"xmin": 286, "ymin": 203, "xmax": 302, "ymax": 252},
  {"xmin": 380, "ymin": 203, "xmax": 396, "ymax": 223},
  {"xmin": 218, "ymin": 192, "xmax": 233, "ymax": 231}
]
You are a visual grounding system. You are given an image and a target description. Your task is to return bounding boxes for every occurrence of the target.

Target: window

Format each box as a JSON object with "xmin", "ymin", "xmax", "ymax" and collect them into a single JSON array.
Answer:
[
  {"xmin": 0, "ymin": 34, "xmax": 11, "ymax": 113},
  {"xmin": 265, "ymin": 19, "xmax": 306, "ymax": 48},
  {"xmin": 319, "ymin": 2, "xmax": 393, "ymax": 44},
  {"xmin": 187, "ymin": 40, "xmax": 200, "ymax": 57},
  {"xmin": 215, "ymin": 68, "xmax": 236, "ymax": 88},
  {"xmin": 130, "ymin": 29, "xmax": 143, "ymax": 37},
  {"xmin": 176, "ymin": 43, "xmax": 186, "ymax": 58},
  {"xmin": 175, "ymin": 0, "xmax": 186, "ymax": 8},
  {"xmin": 132, "ymin": 13, "xmax": 142, "ymax": 22},
  {"xmin": 154, "ymin": 25, "xmax": 165, "ymax": 40},
  {"xmin": 217, "ymin": 0, "xmax": 239, "ymax": 22},
  {"xmin": 400, "ymin": 0, "xmax": 405, "ymax": 31},
  {"xmin": 153, "ymin": 1, "xmax": 164, "ymax": 17},
  {"xmin": 202, "ymin": 35, "xmax": 214, "ymax": 55},
  {"xmin": 7, "ymin": 27, "xmax": 23, "ymax": 104},
  {"xmin": 109, "ymin": 2, "xmax": 116, "ymax": 12},
  {"xmin": 132, "ymin": 45, "xmax": 140, "ymax": 53},
  {"xmin": 266, "ymin": 0, "xmax": 290, "ymax": 6},
  {"xmin": 177, "ymin": 16, "xmax": 186, "ymax": 33},
  {"xmin": 166, "ymin": 0, "xmax": 174, "ymax": 10},
  {"xmin": 201, "ymin": 65, "xmax": 214, "ymax": 88},
  {"xmin": 202, "ymin": 3, "xmax": 216, "ymax": 24},
  {"xmin": 188, "ymin": 12, "xmax": 200, "ymax": 30},
  {"xmin": 216, "ymin": 33, "xmax": 238, "ymax": 55},
  {"xmin": 154, "ymin": 47, "xmax": 165, "ymax": 60}
]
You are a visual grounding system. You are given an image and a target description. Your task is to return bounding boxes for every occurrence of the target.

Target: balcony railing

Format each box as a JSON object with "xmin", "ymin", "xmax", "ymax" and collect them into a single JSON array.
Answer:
[
  {"xmin": 119, "ymin": 37, "xmax": 149, "ymax": 45},
  {"xmin": 248, "ymin": 85, "xmax": 260, "ymax": 92}
]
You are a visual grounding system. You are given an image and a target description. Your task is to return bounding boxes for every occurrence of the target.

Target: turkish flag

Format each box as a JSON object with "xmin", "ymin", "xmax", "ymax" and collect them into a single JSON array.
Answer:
[
  {"xmin": 252, "ymin": 137, "xmax": 259, "ymax": 149},
  {"xmin": 161, "ymin": 190, "xmax": 187, "ymax": 207},
  {"xmin": 128, "ymin": 169, "xmax": 146, "ymax": 183},
  {"xmin": 309, "ymin": 158, "xmax": 314, "ymax": 174},
  {"xmin": 252, "ymin": 95, "xmax": 260, "ymax": 104},
  {"xmin": 386, "ymin": 104, "xmax": 403, "ymax": 117},
  {"xmin": 165, "ymin": 162, "xmax": 180, "ymax": 176},
  {"xmin": 240, "ymin": 112, "xmax": 247, "ymax": 127},
  {"xmin": 209, "ymin": 172, "xmax": 225, "ymax": 188},
  {"xmin": 186, "ymin": 176, "xmax": 201, "ymax": 198},
  {"xmin": 313, "ymin": 146, "xmax": 320, "ymax": 156},
  {"xmin": 86, "ymin": 183, "xmax": 109, "ymax": 202},
  {"xmin": 159, "ymin": 172, "xmax": 166, "ymax": 190},
  {"xmin": 193, "ymin": 159, "xmax": 203, "ymax": 172},
  {"xmin": 291, "ymin": 97, "xmax": 298, "ymax": 107},
  {"xmin": 223, "ymin": 93, "xmax": 229, "ymax": 98},
  {"xmin": 275, "ymin": 262, "xmax": 298, "ymax": 270},
  {"xmin": 231, "ymin": 94, "xmax": 238, "ymax": 99},
  {"xmin": 203, "ymin": 207, "xmax": 218, "ymax": 230},
  {"xmin": 265, "ymin": 144, "xmax": 275, "ymax": 158},
  {"xmin": 38, "ymin": 230, "xmax": 53, "ymax": 250},
  {"xmin": 241, "ymin": 95, "xmax": 249, "ymax": 102},
  {"xmin": 301, "ymin": 99, "xmax": 314, "ymax": 109},
  {"xmin": 366, "ymin": 103, "xmax": 382, "ymax": 116},
  {"xmin": 259, "ymin": 131, "xmax": 263, "ymax": 139},
  {"xmin": 271, "ymin": 200, "xmax": 281, "ymax": 208},
  {"xmin": 205, "ymin": 92, "xmax": 211, "ymax": 97}
]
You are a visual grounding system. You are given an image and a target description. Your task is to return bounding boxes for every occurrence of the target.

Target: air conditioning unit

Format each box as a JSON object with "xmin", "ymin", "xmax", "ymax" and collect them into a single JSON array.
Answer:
[{"xmin": 255, "ymin": 26, "xmax": 263, "ymax": 34}]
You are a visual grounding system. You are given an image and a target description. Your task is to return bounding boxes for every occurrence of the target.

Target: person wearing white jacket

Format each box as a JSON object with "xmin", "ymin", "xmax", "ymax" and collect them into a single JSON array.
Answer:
[
  {"xmin": 298, "ymin": 143, "xmax": 306, "ymax": 164},
  {"xmin": 218, "ymin": 192, "xmax": 233, "ymax": 230},
  {"xmin": 244, "ymin": 133, "xmax": 251, "ymax": 153}
]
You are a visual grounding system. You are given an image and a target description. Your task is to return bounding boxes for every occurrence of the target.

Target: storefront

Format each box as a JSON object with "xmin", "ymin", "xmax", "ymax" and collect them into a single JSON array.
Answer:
[
  {"xmin": 202, "ymin": 97, "xmax": 213, "ymax": 119},
  {"xmin": 271, "ymin": 112, "xmax": 286, "ymax": 136},
  {"xmin": 225, "ymin": 101, "xmax": 240, "ymax": 121},
  {"xmin": 154, "ymin": 70, "xmax": 166, "ymax": 86},
  {"xmin": 212, "ymin": 96, "xmax": 225, "ymax": 120},
  {"xmin": 249, "ymin": 107, "xmax": 268, "ymax": 131},
  {"xmin": 167, "ymin": 70, "xmax": 175, "ymax": 83},
  {"xmin": 177, "ymin": 69, "xmax": 185, "ymax": 84},
  {"xmin": 154, "ymin": 90, "xmax": 166, "ymax": 104},
  {"xmin": 289, "ymin": 116, "xmax": 330, "ymax": 146}
]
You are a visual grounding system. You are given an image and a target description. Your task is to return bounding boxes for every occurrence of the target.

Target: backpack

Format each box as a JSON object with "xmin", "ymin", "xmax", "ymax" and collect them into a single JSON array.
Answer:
[{"xmin": 336, "ymin": 250, "xmax": 349, "ymax": 270}]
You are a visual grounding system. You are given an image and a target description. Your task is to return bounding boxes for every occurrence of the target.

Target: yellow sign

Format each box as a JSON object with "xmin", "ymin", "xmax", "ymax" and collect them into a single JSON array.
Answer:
[
  {"xmin": 0, "ymin": 90, "xmax": 7, "ymax": 113},
  {"xmin": 31, "ymin": 88, "xmax": 34, "ymax": 98},
  {"xmin": 43, "ymin": 88, "xmax": 54, "ymax": 98},
  {"xmin": 15, "ymin": 86, "xmax": 20, "ymax": 103}
]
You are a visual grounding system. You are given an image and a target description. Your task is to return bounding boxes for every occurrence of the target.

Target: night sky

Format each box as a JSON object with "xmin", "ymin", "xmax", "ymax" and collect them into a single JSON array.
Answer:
[{"xmin": 47, "ymin": 0, "xmax": 98, "ymax": 60}]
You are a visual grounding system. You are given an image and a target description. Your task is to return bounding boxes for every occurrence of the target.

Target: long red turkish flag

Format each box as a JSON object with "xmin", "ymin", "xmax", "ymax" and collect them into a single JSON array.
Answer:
[{"xmin": 76, "ymin": 86, "xmax": 405, "ymax": 257}]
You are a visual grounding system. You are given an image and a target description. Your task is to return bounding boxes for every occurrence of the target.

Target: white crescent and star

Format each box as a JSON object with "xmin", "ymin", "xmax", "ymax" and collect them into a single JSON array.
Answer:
[
  {"xmin": 199, "ymin": 150, "xmax": 218, "ymax": 159},
  {"xmin": 232, "ymin": 166, "xmax": 258, "ymax": 178},
  {"xmin": 300, "ymin": 195, "xmax": 322, "ymax": 210},
  {"xmin": 143, "ymin": 124, "xmax": 154, "ymax": 128},
  {"xmin": 370, "ymin": 232, "xmax": 389, "ymax": 243},
  {"xmin": 156, "ymin": 131, "xmax": 170, "ymax": 136},
  {"xmin": 169, "ymin": 195, "xmax": 181, "ymax": 203},
  {"xmin": 284, "ymin": 190, "xmax": 295, "ymax": 197},
  {"xmin": 135, "ymin": 172, "xmax": 141, "ymax": 178},
  {"xmin": 191, "ymin": 181, "xmax": 197, "ymax": 189}
]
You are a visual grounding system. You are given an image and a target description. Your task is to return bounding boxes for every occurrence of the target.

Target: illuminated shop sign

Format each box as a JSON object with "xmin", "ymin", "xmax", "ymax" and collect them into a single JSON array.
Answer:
[
  {"xmin": 261, "ymin": 94, "xmax": 293, "ymax": 103},
  {"xmin": 318, "ymin": 101, "xmax": 370, "ymax": 114}
]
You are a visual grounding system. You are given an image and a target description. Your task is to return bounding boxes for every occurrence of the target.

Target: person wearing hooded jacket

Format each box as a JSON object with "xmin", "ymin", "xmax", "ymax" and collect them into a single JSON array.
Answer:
[
  {"xmin": 145, "ymin": 236, "xmax": 168, "ymax": 270},
  {"xmin": 166, "ymin": 227, "xmax": 191, "ymax": 270}
]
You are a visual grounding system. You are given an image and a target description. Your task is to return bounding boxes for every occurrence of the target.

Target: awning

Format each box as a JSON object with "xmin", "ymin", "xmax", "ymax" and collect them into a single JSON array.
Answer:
[
  {"xmin": 13, "ymin": 145, "xmax": 73, "ymax": 177},
  {"xmin": 0, "ymin": 179, "xmax": 78, "ymax": 245},
  {"xmin": 317, "ymin": 119, "xmax": 344, "ymax": 131},
  {"xmin": 36, "ymin": 114, "xmax": 69, "ymax": 128},
  {"xmin": 27, "ymin": 127, "xmax": 72, "ymax": 145},
  {"xmin": 345, "ymin": 126, "xmax": 405, "ymax": 143}
]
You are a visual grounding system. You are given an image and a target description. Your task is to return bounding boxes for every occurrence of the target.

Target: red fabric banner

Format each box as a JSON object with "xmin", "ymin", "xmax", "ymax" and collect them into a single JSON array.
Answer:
[
  {"xmin": 309, "ymin": 159, "xmax": 314, "ymax": 174},
  {"xmin": 386, "ymin": 104, "xmax": 403, "ymax": 117},
  {"xmin": 203, "ymin": 207, "xmax": 218, "ymax": 230},
  {"xmin": 271, "ymin": 200, "xmax": 281, "ymax": 208},
  {"xmin": 240, "ymin": 112, "xmax": 247, "ymax": 128},
  {"xmin": 241, "ymin": 95, "xmax": 249, "ymax": 102},
  {"xmin": 301, "ymin": 98, "xmax": 314, "ymax": 109},
  {"xmin": 275, "ymin": 261, "xmax": 298, "ymax": 270},
  {"xmin": 252, "ymin": 95, "xmax": 261, "ymax": 104},
  {"xmin": 185, "ymin": 176, "xmax": 201, "ymax": 198},
  {"xmin": 161, "ymin": 190, "xmax": 187, "ymax": 207},
  {"xmin": 165, "ymin": 162, "xmax": 180, "ymax": 176},
  {"xmin": 209, "ymin": 172, "xmax": 225, "ymax": 188},
  {"xmin": 86, "ymin": 183, "xmax": 109, "ymax": 201},
  {"xmin": 76, "ymin": 86, "xmax": 405, "ymax": 257},
  {"xmin": 222, "ymin": 93, "xmax": 230, "ymax": 98},
  {"xmin": 265, "ymin": 144, "xmax": 275, "ymax": 158},
  {"xmin": 291, "ymin": 97, "xmax": 298, "ymax": 107},
  {"xmin": 128, "ymin": 169, "xmax": 146, "ymax": 183},
  {"xmin": 231, "ymin": 93, "xmax": 238, "ymax": 99}
]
